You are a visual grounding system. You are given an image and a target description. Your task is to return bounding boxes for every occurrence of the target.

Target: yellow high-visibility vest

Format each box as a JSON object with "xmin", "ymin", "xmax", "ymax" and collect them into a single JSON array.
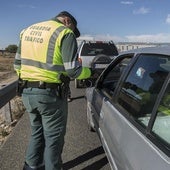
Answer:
[{"xmin": 20, "ymin": 20, "xmax": 73, "ymax": 83}]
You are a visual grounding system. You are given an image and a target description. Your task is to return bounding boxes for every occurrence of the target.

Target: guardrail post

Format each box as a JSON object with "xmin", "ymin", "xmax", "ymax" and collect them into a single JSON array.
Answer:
[{"xmin": 1, "ymin": 102, "xmax": 13, "ymax": 124}]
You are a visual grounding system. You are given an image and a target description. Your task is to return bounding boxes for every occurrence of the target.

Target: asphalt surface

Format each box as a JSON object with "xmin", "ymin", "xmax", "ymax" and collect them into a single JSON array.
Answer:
[{"xmin": 0, "ymin": 81, "xmax": 111, "ymax": 170}]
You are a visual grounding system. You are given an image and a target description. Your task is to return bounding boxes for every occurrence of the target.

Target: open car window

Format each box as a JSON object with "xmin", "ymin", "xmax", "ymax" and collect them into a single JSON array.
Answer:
[{"xmin": 100, "ymin": 57, "xmax": 132, "ymax": 96}]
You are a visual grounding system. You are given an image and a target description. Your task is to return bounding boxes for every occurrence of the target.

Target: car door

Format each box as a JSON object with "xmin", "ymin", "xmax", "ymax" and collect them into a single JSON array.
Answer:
[
  {"xmin": 92, "ymin": 54, "xmax": 133, "ymax": 169},
  {"xmin": 96, "ymin": 53, "xmax": 170, "ymax": 170}
]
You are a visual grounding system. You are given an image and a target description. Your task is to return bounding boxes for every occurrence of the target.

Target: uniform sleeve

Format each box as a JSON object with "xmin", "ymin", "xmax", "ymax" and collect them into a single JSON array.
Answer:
[
  {"xmin": 61, "ymin": 33, "xmax": 91, "ymax": 79},
  {"xmin": 14, "ymin": 40, "xmax": 21, "ymax": 76},
  {"xmin": 14, "ymin": 29, "xmax": 25, "ymax": 76}
]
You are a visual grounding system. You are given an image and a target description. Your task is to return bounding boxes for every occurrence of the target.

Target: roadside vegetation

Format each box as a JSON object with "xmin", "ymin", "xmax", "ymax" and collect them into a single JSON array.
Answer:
[{"xmin": 0, "ymin": 48, "xmax": 25, "ymax": 147}]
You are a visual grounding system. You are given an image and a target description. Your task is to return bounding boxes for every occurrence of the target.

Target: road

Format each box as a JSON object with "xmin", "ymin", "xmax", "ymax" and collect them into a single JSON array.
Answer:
[
  {"xmin": 62, "ymin": 80, "xmax": 110, "ymax": 170},
  {"xmin": 0, "ymin": 80, "xmax": 111, "ymax": 170}
]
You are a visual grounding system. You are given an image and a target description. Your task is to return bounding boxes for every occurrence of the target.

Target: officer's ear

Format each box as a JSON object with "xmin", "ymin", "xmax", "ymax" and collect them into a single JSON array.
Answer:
[{"xmin": 63, "ymin": 17, "xmax": 72, "ymax": 27}]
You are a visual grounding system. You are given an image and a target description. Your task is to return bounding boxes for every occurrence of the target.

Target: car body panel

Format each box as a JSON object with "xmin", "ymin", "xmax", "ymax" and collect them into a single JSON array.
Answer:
[
  {"xmin": 98, "ymin": 96, "xmax": 170, "ymax": 170},
  {"xmin": 86, "ymin": 46, "xmax": 170, "ymax": 170}
]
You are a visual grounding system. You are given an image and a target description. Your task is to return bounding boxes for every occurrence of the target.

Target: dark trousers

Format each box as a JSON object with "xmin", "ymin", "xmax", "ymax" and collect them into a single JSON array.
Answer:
[{"xmin": 22, "ymin": 88, "xmax": 68, "ymax": 170}]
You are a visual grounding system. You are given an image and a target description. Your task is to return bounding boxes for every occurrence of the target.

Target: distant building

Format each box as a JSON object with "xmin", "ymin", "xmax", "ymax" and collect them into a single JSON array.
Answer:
[
  {"xmin": 116, "ymin": 42, "xmax": 170, "ymax": 52},
  {"xmin": 116, "ymin": 42, "xmax": 157, "ymax": 52},
  {"xmin": 0, "ymin": 49, "xmax": 5, "ymax": 55}
]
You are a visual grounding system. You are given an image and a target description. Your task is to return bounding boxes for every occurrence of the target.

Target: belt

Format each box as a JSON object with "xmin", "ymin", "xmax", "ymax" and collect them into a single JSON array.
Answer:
[{"xmin": 25, "ymin": 81, "xmax": 61, "ymax": 89}]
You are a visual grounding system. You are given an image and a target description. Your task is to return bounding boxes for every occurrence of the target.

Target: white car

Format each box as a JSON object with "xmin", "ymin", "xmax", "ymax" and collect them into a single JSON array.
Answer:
[
  {"xmin": 75, "ymin": 40, "xmax": 118, "ymax": 88},
  {"xmin": 86, "ymin": 46, "xmax": 170, "ymax": 170}
]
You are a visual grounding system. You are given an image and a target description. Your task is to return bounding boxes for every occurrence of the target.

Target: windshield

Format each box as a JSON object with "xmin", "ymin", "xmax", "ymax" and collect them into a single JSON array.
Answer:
[{"xmin": 80, "ymin": 43, "xmax": 118, "ymax": 56}]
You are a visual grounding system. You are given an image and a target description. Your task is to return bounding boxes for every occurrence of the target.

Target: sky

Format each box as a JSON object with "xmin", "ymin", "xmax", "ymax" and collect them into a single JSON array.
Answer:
[{"xmin": 1, "ymin": 0, "xmax": 170, "ymax": 49}]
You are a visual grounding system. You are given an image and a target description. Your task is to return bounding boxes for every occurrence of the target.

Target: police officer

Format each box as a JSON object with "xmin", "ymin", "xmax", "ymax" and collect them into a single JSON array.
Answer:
[{"xmin": 14, "ymin": 11, "xmax": 91, "ymax": 170}]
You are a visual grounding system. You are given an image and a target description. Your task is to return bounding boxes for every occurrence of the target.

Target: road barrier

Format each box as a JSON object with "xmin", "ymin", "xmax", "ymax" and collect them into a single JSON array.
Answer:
[
  {"xmin": 0, "ymin": 80, "xmax": 17, "ymax": 108},
  {"xmin": 0, "ymin": 80, "xmax": 18, "ymax": 123}
]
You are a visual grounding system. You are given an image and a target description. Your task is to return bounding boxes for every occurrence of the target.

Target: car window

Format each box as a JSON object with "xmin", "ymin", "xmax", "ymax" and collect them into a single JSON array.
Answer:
[
  {"xmin": 151, "ymin": 83, "xmax": 170, "ymax": 144},
  {"xmin": 101, "ymin": 57, "xmax": 132, "ymax": 95},
  {"xmin": 117, "ymin": 54, "xmax": 169, "ymax": 125},
  {"xmin": 80, "ymin": 43, "xmax": 118, "ymax": 56}
]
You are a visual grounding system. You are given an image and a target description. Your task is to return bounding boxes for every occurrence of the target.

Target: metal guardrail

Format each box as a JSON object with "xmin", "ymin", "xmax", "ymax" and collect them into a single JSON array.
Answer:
[{"xmin": 0, "ymin": 80, "xmax": 17, "ymax": 109}]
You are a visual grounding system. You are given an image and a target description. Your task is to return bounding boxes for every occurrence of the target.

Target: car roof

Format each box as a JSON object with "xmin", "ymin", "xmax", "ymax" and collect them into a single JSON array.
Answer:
[{"xmin": 120, "ymin": 46, "xmax": 170, "ymax": 56}]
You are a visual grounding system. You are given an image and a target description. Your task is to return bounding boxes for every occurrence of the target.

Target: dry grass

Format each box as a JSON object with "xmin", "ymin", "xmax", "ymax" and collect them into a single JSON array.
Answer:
[
  {"xmin": 0, "ymin": 53, "xmax": 15, "ymax": 81},
  {"xmin": 0, "ymin": 53, "xmax": 25, "ymax": 147}
]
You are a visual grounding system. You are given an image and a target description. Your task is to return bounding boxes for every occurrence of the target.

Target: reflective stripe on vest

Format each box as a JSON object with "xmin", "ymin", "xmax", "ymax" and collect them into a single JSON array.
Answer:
[
  {"xmin": 21, "ymin": 58, "xmax": 65, "ymax": 71},
  {"xmin": 46, "ymin": 26, "xmax": 65, "ymax": 63},
  {"xmin": 22, "ymin": 26, "xmax": 65, "ymax": 70}
]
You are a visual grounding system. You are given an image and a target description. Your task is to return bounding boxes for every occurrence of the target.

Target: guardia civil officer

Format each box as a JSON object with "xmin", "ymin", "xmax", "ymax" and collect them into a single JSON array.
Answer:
[{"xmin": 14, "ymin": 11, "xmax": 91, "ymax": 170}]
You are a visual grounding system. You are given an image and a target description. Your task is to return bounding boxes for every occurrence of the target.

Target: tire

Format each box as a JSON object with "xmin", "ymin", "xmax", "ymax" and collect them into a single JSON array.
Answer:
[{"xmin": 91, "ymin": 54, "xmax": 112, "ymax": 74}]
